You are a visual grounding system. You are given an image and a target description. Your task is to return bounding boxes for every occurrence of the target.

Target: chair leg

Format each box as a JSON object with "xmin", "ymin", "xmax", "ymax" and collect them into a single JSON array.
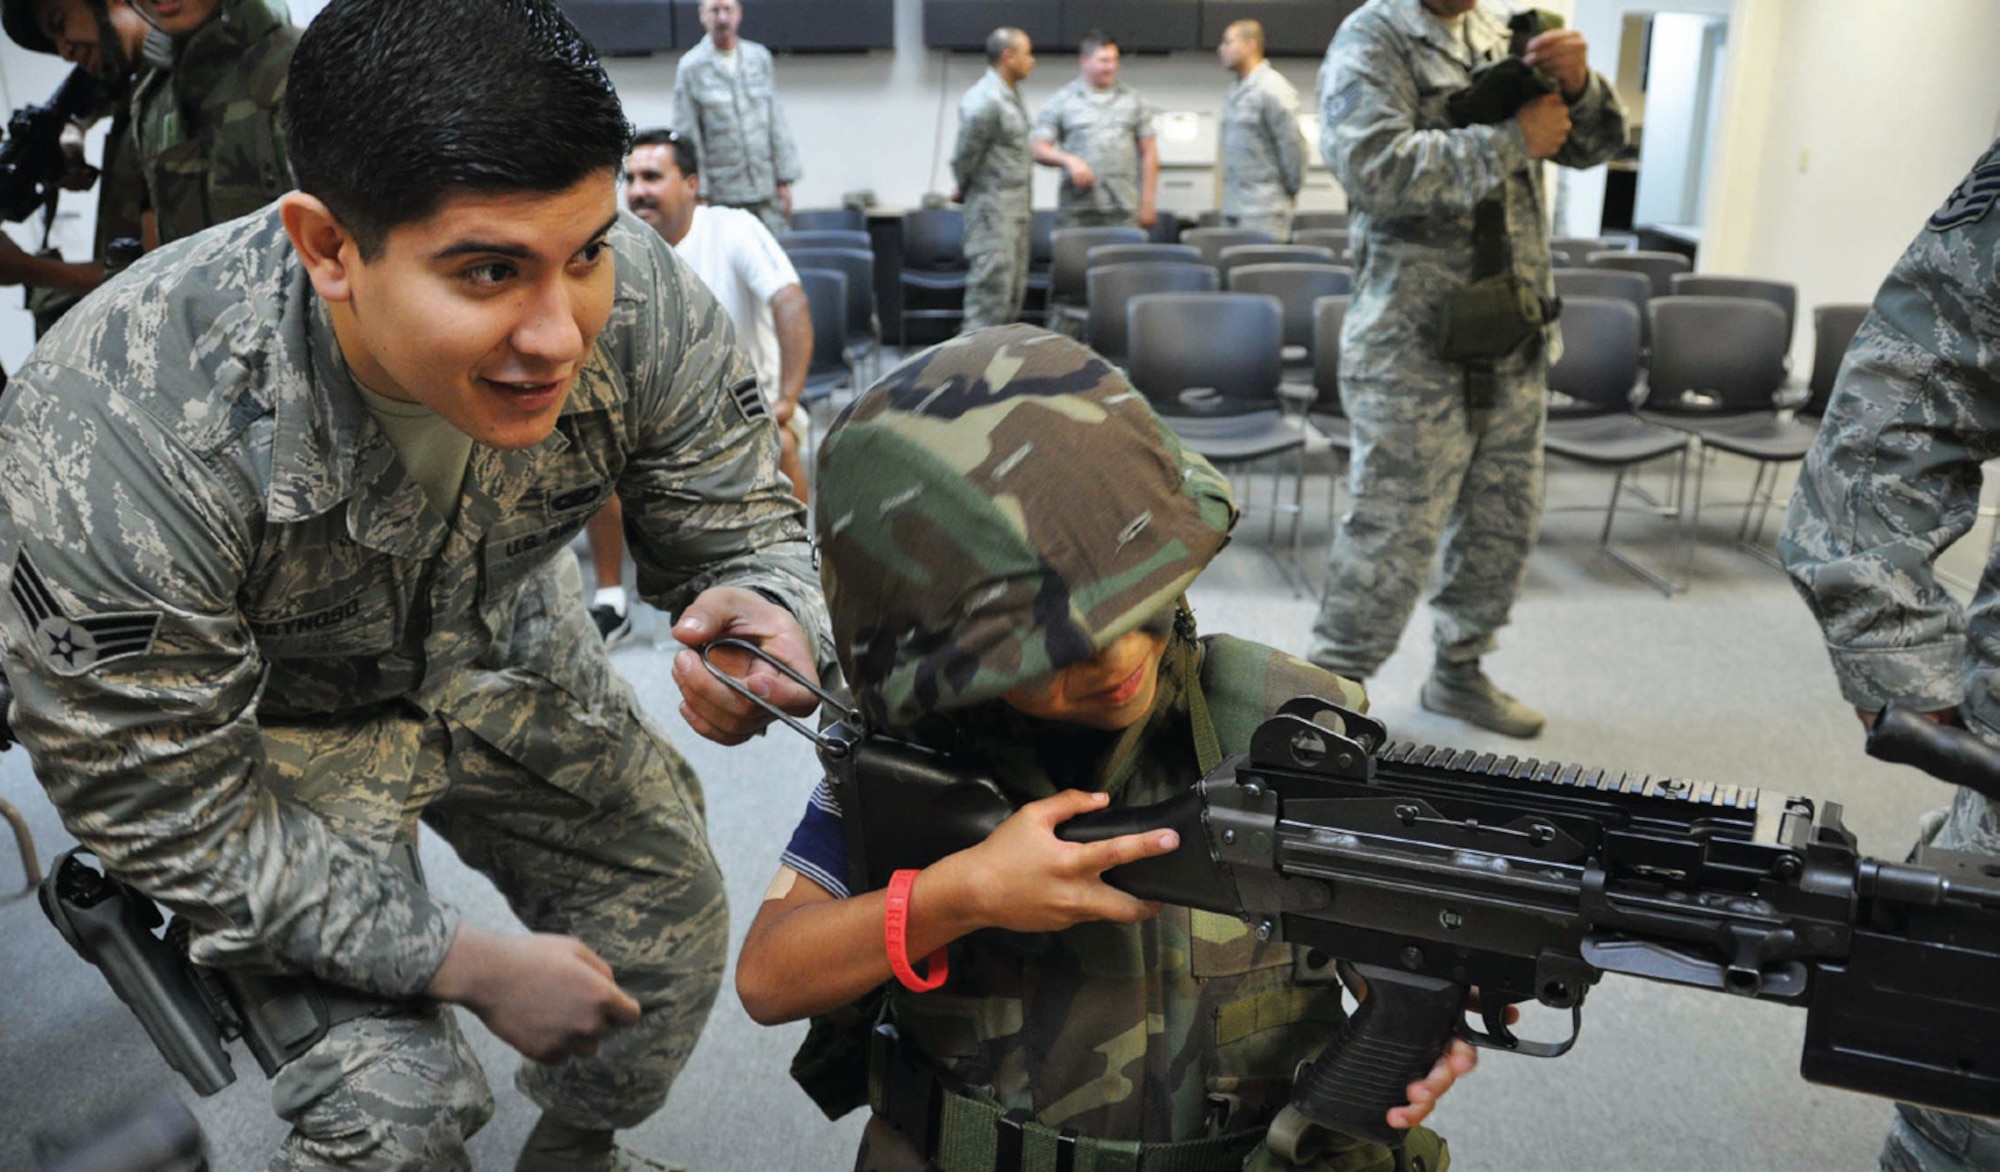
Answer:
[{"xmin": 1600, "ymin": 466, "xmax": 1627, "ymax": 547}]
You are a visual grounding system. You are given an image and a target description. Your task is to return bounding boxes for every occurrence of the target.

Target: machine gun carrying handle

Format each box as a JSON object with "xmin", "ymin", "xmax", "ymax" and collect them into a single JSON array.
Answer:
[
  {"xmin": 696, "ymin": 637, "xmax": 854, "ymax": 749},
  {"xmin": 1866, "ymin": 705, "xmax": 2000, "ymax": 806},
  {"xmin": 1268, "ymin": 964, "xmax": 1467, "ymax": 1159}
]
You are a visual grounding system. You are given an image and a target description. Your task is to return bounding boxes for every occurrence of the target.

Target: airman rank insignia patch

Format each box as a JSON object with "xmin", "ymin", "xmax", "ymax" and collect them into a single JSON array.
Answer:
[
  {"xmin": 1929, "ymin": 149, "xmax": 2000, "ymax": 232},
  {"xmin": 729, "ymin": 374, "xmax": 771, "ymax": 423},
  {"xmin": 10, "ymin": 552, "xmax": 160, "ymax": 676}
]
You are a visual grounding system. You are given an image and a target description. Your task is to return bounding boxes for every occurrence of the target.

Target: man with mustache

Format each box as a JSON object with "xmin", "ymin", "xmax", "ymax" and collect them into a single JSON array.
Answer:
[{"xmin": 0, "ymin": 1, "xmax": 828, "ymax": 1167}]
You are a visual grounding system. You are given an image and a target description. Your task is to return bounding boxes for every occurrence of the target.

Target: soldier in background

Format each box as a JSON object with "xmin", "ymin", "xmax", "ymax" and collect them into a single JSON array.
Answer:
[
  {"xmin": 127, "ymin": 0, "xmax": 297, "ymax": 248},
  {"xmin": 1781, "ymin": 137, "xmax": 2000, "ymax": 1172},
  {"xmin": 1217, "ymin": 19, "xmax": 1304, "ymax": 240},
  {"xmin": 1032, "ymin": 28, "xmax": 1159, "ymax": 231},
  {"xmin": 951, "ymin": 27, "xmax": 1034, "ymax": 333},
  {"xmin": 736, "ymin": 325, "xmax": 1474, "ymax": 1172},
  {"xmin": 1305, "ymin": 0, "xmax": 1625, "ymax": 737},
  {"xmin": 0, "ymin": 1, "xmax": 826, "ymax": 1167},
  {"xmin": 0, "ymin": 0, "xmax": 154, "ymax": 328},
  {"xmin": 669, "ymin": 0, "xmax": 802, "ymax": 235}
]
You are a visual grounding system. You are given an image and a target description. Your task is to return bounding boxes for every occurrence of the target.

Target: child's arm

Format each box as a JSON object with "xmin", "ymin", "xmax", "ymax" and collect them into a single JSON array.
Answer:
[{"xmin": 737, "ymin": 789, "xmax": 1178, "ymax": 1025}]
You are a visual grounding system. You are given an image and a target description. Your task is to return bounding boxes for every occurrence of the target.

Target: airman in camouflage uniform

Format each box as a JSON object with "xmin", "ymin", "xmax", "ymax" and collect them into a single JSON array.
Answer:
[
  {"xmin": 668, "ymin": 0, "xmax": 803, "ymax": 236},
  {"xmin": 1217, "ymin": 20, "xmax": 1305, "ymax": 242},
  {"xmin": 129, "ymin": 0, "xmax": 298, "ymax": 246},
  {"xmin": 1032, "ymin": 32, "xmax": 1158, "ymax": 230},
  {"xmin": 952, "ymin": 29, "xmax": 1035, "ymax": 334},
  {"xmin": 741, "ymin": 326, "xmax": 1473, "ymax": 1172},
  {"xmin": 1305, "ymin": 0, "xmax": 1625, "ymax": 737},
  {"xmin": 0, "ymin": 1, "xmax": 830, "ymax": 1166},
  {"xmin": 1780, "ymin": 136, "xmax": 2000, "ymax": 1172}
]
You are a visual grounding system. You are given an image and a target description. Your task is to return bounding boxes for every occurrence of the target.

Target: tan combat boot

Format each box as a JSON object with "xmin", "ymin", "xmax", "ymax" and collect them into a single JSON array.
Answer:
[
  {"xmin": 515, "ymin": 1114, "xmax": 686, "ymax": 1172},
  {"xmin": 1419, "ymin": 660, "xmax": 1545, "ymax": 739}
]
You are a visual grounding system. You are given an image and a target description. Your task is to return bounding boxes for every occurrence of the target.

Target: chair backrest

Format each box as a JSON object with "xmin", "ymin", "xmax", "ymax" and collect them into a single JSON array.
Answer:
[
  {"xmin": 1804, "ymin": 303, "xmax": 1871, "ymax": 416},
  {"xmin": 1670, "ymin": 274, "xmax": 1798, "ymax": 348},
  {"xmin": 1085, "ymin": 263, "xmax": 1218, "ymax": 362},
  {"xmin": 780, "ymin": 229, "xmax": 871, "ymax": 252},
  {"xmin": 1182, "ymin": 227, "xmax": 1277, "ymax": 266},
  {"xmin": 795, "ymin": 268, "xmax": 849, "ymax": 377},
  {"xmin": 1049, "ymin": 226, "xmax": 1147, "ymax": 303},
  {"xmin": 1549, "ymin": 236, "xmax": 1610, "ymax": 268},
  {"xmin": 902, "ymin": 208, "xmax": 966, "ymax": 270},
  {"xmin": 1228, "ymin": 263, "xmax": 1354, "ymax": 351},
  {"xmin": 1030, "ymin": 209, "xmax": 1058, "ymax": 268},
  {"xmin": 1546, "ymin": 296, "xmax": 1642, "ymax": 413},
  {"xmin": 1195, "ymin": 209, "xmax": 1226, "ymax": 229},
  {"xmin": 1291, "ymin": 210, "xmax": 1349, "ymax": 236},
  {"xmin": 1086, "ymin": 243, "xmax": 1202, "ymax": 270},
  {"xmin": 1216, "ymin": 244, "xmax": 1338, "ymax": 282},
  {"xmin": 1555, "ymin": 268, "xmax": 1652, "ymax": 349},
  {"xmin": 1126, "ymin": 292, "xmax": 1284, "ymax": 416},
  {"xmin": 1293, "ymin": 229, "xmax": 1352, "ymax": 260},
  {"xmin": 1646, "ymin": 296, "xmax": 1790, "ymax": 413},
  {"xmin": 783, "ymin": 248, "xmax": 876, "ymax": 339},
  {"xmin": 789, "ymin": 207, "xmax": 866, "ymax": 233},
  {"xmin": 1313, "ymin": 295, "xmax": 1351, "ymax": 413},
  {"xmin": 1587, "ymin": 249, "xmax": 1691, "ymax": 298},
  {"xmin": 1148, "ymin": 210, "xmax": 1181, "ymax": 244}
]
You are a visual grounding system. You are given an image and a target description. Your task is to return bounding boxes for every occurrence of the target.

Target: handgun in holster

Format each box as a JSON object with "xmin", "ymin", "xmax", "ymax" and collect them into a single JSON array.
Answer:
[
  {"xmin": 1446, "ymin": 10, "xmax": 1565, "ymax": 129},
  {"xmin": 1439, "ymin": 197, "xmax": 1559, "ymax": 411},
  {"xmin": 39, "ymin": 845, "xmax": 418, "ymax": 1096}
]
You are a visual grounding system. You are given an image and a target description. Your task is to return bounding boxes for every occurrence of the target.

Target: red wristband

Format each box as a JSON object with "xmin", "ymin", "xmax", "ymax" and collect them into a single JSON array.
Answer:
[{"xmin": 884, "ymin": 869, "xmax": 948, "ymax": 993}]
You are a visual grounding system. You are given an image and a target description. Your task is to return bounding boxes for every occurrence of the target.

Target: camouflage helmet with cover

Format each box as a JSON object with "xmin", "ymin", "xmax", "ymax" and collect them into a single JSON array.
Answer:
[{"xmin": 815, "ymin": 324, "xmax": 1240, "ymax": 732}]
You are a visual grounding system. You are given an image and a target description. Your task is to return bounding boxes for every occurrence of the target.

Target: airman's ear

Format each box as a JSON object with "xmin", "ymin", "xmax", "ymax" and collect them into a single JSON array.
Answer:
[{"xmin": 278, "ymin": 191, "xmax": 359, "ymax": 304}]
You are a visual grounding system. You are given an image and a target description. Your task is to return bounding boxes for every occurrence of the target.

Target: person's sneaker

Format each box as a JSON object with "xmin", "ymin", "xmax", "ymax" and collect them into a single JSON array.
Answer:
[
  {"xmin": 1420, "ymin": 665, "xmax": 1545, "ymax": 738},
  {"xmin": 589, "ymin": 603, "xmax": 632, "ymax": 649}
]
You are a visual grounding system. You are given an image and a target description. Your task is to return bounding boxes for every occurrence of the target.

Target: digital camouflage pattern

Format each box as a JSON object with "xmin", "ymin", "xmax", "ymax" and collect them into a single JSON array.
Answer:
[
  {"xmin": 952, "ymin": 69, "xmax": 1034, "ymax": 333},
  {"xmin": 817, "ymin": 328, "xmax": 1440, "ymax": 1171},
  {"xmin": 0, "ymin": 205, "xmax": 823, "ymax": 1162},
  {"xmin": 1779, "ymin": 136, "xmax": 2000, "ymax": 1172},
  {"xmin": 1033, "ymin": 78, "xmax": 1155, "ymax": 229},
  {"xmin": 1219, "ymin": 61, "xmax": 1305, "ymax": 241},
  {"xmin": 670, "ymin": 32, "xmax": 801, "ymax": 232},
  {"xmin": 129, "ymin": 0, "xmax": 298, "ymax": 246},
  {"xmin": 1306, "ymin": 0, "xmax": 1626, "ymax": 678},
  {"xmin": 816, "ymin": 324, "xmax": 1236, "ymax": 732}
]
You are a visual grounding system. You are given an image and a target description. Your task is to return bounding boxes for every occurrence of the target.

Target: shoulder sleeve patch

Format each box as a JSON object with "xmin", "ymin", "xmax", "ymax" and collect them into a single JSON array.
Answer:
[
  {"xmin": 10, "ymin": 552, "xmax": 161, "ymax": 676},
  {"xmin": 1929, "ymin": 146, "xmax": 2000, "ymax": 233},
  {"xmin": 729, "ymin": 373, "xmax": 771, "ymax": 424}
]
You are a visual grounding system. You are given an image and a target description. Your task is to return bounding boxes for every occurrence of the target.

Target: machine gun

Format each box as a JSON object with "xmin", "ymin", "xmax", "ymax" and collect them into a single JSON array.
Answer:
[
  {"xmin": 701, "ymin": 641, "xmax": 2000, "ymax": 1161},
  {"xmin": 0, "ymin": 66, "xmax": 110, "ymax": 229},
  {"xmin": 1446, "ymin": 10, "xmax": 1564, "ymax": 128}
]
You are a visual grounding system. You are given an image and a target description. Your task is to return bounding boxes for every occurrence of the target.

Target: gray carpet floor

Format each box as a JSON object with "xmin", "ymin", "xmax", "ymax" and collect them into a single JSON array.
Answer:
[{"xmin": 0, "ymin": 450, "xmax": 1980, "ymax": 1171}]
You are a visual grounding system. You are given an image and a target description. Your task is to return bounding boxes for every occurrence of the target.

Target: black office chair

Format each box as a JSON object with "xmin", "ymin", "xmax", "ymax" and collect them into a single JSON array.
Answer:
[
  {"xmin": 795, "ymin": 267, "xmax": 855, "ymax": 463},
  {"xmin": 1291, "ymin": 210, "xmax": 1348, "ymax": 237},
  {"xmin": 1182, "ymin": 227, "xmax": 1276, "ymax": 266},
  {"xmin": 1588, "ymin": 250, "xmax": 1691, "ymax": 299},
  {"xmin": 1216, "ymin": 245, "xmax": 1338, "ymax": 285},
  {"xmin": 1227, "ymin": 263, "xmax": 1354, "ymax": 371},
  {"xmin": 1540, "ymin": 297, "xmax": 1693, "ymax": 594},
  {"xmin": 1023, "ymin": 210, "xmax": 1058, "ymax": 325},
  {"xmin": 1801, "ymin": 303, "xmax": 1870, "ymax": 418},
  {"xmin": 1084, "ymin": 262, "xmax": 1217, "ymax": 366},
  {"xmin": 1306, "ymin": 294, "xmax": 1355, "ymax": 532},
  {"xmin": 1048, "ymin": 226, "xmax": 1147, "ymax": 333},
  {"xmin": 789, "ymin": 207, "xmax": 866, "ymax": 233},
  {"xmin": 1293, "ymin": 229, "xmax": 1352, "ymax": 261},
  {"xmin": 897, "ymin": 208, "xmax": 969, "ymax": 349},
  {"xmin": 784, "ymin": 247, "xmax": 879, "ymax": 381},
  {"xmin": 1555, "ymin": 268, "xmax": 1652, "ymax": 353},
  {"xmin": 1549, "ymin": 236, "xmax": 1611, "ymax": 269},
  {"xmin": 1670, "ymin": 274, "xmax": 1799, "ymax": 353},
  {"xmin": 779, "ymin": 229, "xmax": 871, "ymax": 253},
  {"xmin": 1085, "ymin": 243, "xmax": 1201, "ymax": 270}
]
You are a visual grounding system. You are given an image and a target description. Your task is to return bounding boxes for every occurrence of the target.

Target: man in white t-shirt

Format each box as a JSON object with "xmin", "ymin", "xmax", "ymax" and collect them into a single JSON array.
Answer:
[{"xmin": 583, "ymin": 127, "xmax": 813, "ymax": 643}]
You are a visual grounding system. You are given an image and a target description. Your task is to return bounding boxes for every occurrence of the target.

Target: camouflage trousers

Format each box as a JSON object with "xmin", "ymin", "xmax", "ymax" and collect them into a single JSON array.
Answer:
[
  {"xmin": 1056, "ymin": 206, "xmax": 1139, "ymax": 230},
  {"xmin": 962, "ymin": 199, "xmax": 1030, "ymax": 333},
  {"xmin": 1879, "ymin": 782, "xmax": 2000, "ymax": 1172},
  {"xmin": 1307, "ymin": 355, "xmax": 1547, "ymax": 678},
  {"xmin": 854, "ymin": 1115, "xmax": 1451, "ymax": 1171},
  {"xmin": 720, "ymin": 198, "xmax": 791, "ymax": 237},
  {"xmin": 256, "ymin": 694, "xmax": 728, "ymax": 1170},
  {"xmin": 1224, "ymin": 210, "xmax": 1293, "ymax": 243}
]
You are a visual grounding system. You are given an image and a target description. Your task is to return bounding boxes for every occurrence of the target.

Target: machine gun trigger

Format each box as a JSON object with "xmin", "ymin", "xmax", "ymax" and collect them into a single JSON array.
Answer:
[
  {"xmin": 697, "ymin": 637, "xmax": 858, "ymax": 750},
  {"xmin": 1454, "ymin": 997, "xmax": 1582, "ymax": 1059}
]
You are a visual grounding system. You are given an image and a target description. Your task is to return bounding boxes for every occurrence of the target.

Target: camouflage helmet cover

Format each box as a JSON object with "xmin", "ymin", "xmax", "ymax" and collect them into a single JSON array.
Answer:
[{"xmin": 815, "ymin": 324, "xmax": 1240, "ymax": 730}]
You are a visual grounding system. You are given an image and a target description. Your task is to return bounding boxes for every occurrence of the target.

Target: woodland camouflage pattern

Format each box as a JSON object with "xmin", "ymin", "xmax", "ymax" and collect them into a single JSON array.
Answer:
[
  {"xmin": 130, "ymin": 0, "xmax": 298, "ymax": 245},
  {"xmin": 1033, "ymin": 79, "xmax": 1155, "ymax": 229},
  {"xmin": 1307, "ymin": 0, "xmax": 1626, "ymax": 678},
  {"xmin": 818, "ymin": 328, "xmax": 1439, "ymax": 1171},
  {"xmin": 1780, "ymin": 136, "xmax": 2000, "ymax": 1172},
  {"xmin": 953, "ymin": 69, "xmax": 1034, "ymax": 332},
  {"xmin": 0, "ymin": 206, "xmax": 823, "ymax": 1164}
]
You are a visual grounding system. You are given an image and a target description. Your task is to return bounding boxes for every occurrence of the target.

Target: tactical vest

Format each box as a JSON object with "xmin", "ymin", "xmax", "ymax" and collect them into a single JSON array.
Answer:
[{"xmin": 862, "ymin": 635, "xmax": 1449, "ymax": 1170}]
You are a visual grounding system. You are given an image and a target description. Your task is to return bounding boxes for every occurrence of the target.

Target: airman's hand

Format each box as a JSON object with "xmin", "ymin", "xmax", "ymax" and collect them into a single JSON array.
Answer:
[
  {"xmin": 670, "ymin": 586, "xmax": 820, "ymax": 745},
  {"xmin": 1523, "ymin": 28, "xmax": 1590, "ymax": 99},
  {"xmin": 1517, "ymin": 92, "xmax": 1572, "ymax": 159}
]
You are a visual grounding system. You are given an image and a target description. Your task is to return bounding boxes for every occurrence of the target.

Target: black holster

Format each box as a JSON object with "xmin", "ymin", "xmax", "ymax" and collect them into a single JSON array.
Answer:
[{"xmin": 1438, "ymin": 198, "xmax": 1558, "ymax": 412}]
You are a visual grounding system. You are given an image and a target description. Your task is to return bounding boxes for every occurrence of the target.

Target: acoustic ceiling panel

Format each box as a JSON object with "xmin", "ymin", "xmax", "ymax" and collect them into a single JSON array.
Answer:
[
  {"xmin": 671, "ymin": 0, "xmax": 893, "ymax": 52},
  {"xmin": 1060, "ymin": 0, "xmax": 1201, "ymax": 54},
  {"xmin": 923, "ymin": 0, "xmax": 1063, "ymax": 52},
  {"xmin": 560, "ymin": 0, "xmax": 675, "ymax": 56},
  {"xmin": 1200, "ymin": 0, "xmax": 1362, "ymax": 58}
]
